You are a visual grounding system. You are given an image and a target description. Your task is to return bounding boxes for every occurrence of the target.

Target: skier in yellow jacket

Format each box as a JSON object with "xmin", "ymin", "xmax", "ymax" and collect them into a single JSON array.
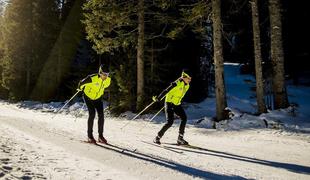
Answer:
[
  {"xmin": 153, "ymin": 70, "xmax": 192, "ymax": 145},
  {"xmin": 79, "ymin": 65, "xmax": 111, "ymax": 144}
]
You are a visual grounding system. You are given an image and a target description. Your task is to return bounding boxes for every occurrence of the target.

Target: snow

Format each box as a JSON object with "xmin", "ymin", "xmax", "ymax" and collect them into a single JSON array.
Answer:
[{"xmin": 1, "ymin": 63, "xmax": 310, "ymax": 179}]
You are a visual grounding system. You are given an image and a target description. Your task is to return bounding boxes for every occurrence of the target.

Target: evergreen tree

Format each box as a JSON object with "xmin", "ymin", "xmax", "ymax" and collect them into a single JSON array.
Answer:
[
  {"xmin": 30, "ymin": 0, "xmax": 60, "ymax": 97},
  {"xmin": 0, "ymin": 4, "xmax": 8, "ymax": 98},
  {"xmin": 1, "ymin": 0, "xmax": 61, "ymax": 100},
  {"xmin": 250, "ymin": 0, "xmax": 267, "ymax": 113},
  {"xmin": 83, "ymin": 0, "xmax": 145, "ymax": 111},
  {"xmin": 83, "ymin": 0, "xmax": 211, "ymax": 113},
  {"xmin": 212, "ymin": 0, "xmax": 228, "ymax": 120},
  {"xmin": 31, "ymin": 0, "xmax": 84, "ymax": 101},
  {"xmin": 1, "ymin": 0, "xmax": 35, "ymax": 99},
  {"xmin": 0, "ymin": 3, "xmax": 4, "ymax": 61},
  {"xmin": 136, "ymin": 0, "xmax": 145, "ymax": 111},
  {"xmin": 268, "ymin": 0, "xmax": 288, "ymax": 109},
  {"xmin": 109, "ymin": 51, "xmax": 137, "ymax": 113}
]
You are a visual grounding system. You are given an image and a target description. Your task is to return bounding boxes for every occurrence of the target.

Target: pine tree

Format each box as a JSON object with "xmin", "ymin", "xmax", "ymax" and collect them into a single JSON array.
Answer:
[
  {"xmin": 84, "ymin": 0, "xmax": 211, "ymax": 112},
  {"xmin": 268, "ymin": 0, "xmax": 288, "ymax": 109},
  {"xmin": 109, "ymin": 52, "xmax": 137, "ymax": 113},
  {"xmin": 83, "ymin": 0, "xmax": 144, "ymax": 111},
  {"xmin": 31, "ymin": 0, "xmax": 84, "ymax": 101},
  {"xmin": 250, "ymin": 0, "xmax": 267, "ymax": 113},
  {"xmin": 0, "ymin": 4, "xmax": 4, "ymax": 60},
  {"xmin": 1, "ymin": 0, "xmax": 61, "ymax": 100},
  {"xmin": 212, "ymin": 0, "xmax": 228, "ymax": 120},
  {"xmin": 31, "ymin": 0, "xmax": 60, "ymax": 97},
  {"xmin": 1, "ymin": 0, "xmax": 34, "ymax": 99},
  {"xmin": 136, "ymin": 0, "xmax": 146, "ymax": 111},
  {"xmin": 0, "ymin": 4, "xmax": 8, "ymax": 98}
]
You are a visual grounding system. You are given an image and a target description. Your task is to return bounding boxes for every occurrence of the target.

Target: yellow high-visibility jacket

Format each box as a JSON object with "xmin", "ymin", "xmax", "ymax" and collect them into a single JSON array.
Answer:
[
  {"xmin": 158, "ymin": 79, "xmax": 190, "ymax": 106},
  {"xmin": 79, "ymin": 74, "xmax": 111, "ymax": 100}
]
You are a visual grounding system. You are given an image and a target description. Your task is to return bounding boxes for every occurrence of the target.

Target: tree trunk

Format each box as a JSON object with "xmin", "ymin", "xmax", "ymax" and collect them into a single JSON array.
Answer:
[
  {"xmin": 212, "ymin": 0, "xmax": 228, "ymax": 120},
  {"xmin": 26, "ymin": 1, "xmax": 35, "ymax": 98},
  {"xmin": 26, "ymin": 59, "xmax": 31, "ymax": 98},
  {"xmin": 136, "ymin": 0, "xmax": 145, "ymax": 111},
  {"xmin": 250, "ymin": 0, "xmax": 267, "ymax": 114},
  {"xmin": 268, "ymin": 0, "xmax": 288, "ymax": 109}
]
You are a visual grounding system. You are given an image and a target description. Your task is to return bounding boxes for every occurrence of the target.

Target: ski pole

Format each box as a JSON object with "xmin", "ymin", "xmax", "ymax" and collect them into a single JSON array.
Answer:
[
  {"xmin": 139, "ymin": 105, "xmax": 165, "ymax": 132},
  {"xmin": 52, "ymin": 90, "xmax": 81, "ymax": 119},
  {"xmin": 120, "ymin": 91, "xmax": 167, "ymax": 130},
  {"xmin": 149, "ymin": 105, "xmax": 165, "ymax": 121},
  {"xmin": 120, "ymin": 101, "xmax": 155, "ymax": 130}
]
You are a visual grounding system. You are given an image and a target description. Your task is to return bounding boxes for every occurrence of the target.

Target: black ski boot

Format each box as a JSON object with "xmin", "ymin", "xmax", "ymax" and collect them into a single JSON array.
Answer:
[
  {"xmin": 98, "ymin": 136, "xmax": 107, "ymax": 144},
  {"xmin": 177, "ymin": 135, "xmax": 189, "ymax": 145},
  {"xmin": 153, "ymin": 136, "xmax": 161, "ymax": 145},
  {"xmin": 87, "ymin": 138, "xmax": 97, "ymax": 144}
]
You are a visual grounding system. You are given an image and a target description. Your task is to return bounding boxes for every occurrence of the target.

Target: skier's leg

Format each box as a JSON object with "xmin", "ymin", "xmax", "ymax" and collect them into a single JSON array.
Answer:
[
  {"xmin": 174, "ymin": 105, "xmax": 187, "ymax": 136},
  {"xmin": 94, "ymin": 99, "xmax": 104, "ymax": 137},
  {"xmin": 94, "ymin": 99, "xmax": 107, "ymax": 143},
  {"xmin": 174, "ymin": 105, "xmax": 188, "ymax": 145},
  {"xmin": 84, "ymin": 96, "xmax": 96, "ymax": 139},
  {"xmin": 157, "ymin": 103, "xmax": 174, "ymax": 138}
]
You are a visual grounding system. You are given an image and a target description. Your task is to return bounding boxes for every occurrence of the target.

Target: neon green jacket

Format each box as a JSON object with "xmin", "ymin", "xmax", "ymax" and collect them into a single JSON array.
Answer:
[
  {"xmin": 157, "ymin": 79, "xmax": 190, "ymax": 105},
  {"xmin": 79, "ymin": 74, "xmax": 111, "ymax": 100}
]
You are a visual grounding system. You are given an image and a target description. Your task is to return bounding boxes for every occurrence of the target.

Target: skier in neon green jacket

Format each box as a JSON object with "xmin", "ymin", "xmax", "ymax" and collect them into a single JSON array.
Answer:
[
  {"xmin": 79, "ymin": 65, "xmax": 111, "ymax": 144},
  {"xmin": 153, "ymin": 70, "xmax": 192, "ymax": 145}
]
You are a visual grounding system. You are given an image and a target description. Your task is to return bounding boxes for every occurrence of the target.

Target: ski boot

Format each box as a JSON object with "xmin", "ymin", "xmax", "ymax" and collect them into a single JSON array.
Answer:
[
  {"xmin": 153, "ymin": 136, "xmax": 161, "ymax": 145},
  {"xmin": 98, "ymin": 136, "xmax": 108, "ymax": 144},
  {"xmin": 177, "ymin": 135, "xmax": 189, "ymax": 145},
  {"xmin": 87, "ymin": 138, "xmax": 97, "ymax": 144}
]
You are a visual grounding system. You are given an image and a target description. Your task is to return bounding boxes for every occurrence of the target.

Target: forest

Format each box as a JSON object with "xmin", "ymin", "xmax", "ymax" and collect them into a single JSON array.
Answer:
[
  {"xmin": 1, "ymin": 1, "xmax": 310, "ymax": 179},
  {"xmin": 0, "ymin": 0, "xmax": 308, "ymax": 120}
]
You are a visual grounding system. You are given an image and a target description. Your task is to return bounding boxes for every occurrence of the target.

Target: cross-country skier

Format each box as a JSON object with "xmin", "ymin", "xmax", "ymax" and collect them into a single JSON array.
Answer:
[
  {"xmin": 78, "ymin": 65, "xmax": 111, "ymax": 144},
  {"xmin": 152, "ymin": 70, "xmax": 192, "ymax": 145}
]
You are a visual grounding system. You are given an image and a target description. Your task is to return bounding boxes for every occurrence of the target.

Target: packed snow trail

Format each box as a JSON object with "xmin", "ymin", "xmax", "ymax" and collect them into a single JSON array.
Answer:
[
  {"xmin": 0, "ymin": 116, "xmax": 246, "ymax": 180},
  {"xmin": 1, "ymin": 103, "xmax": 310, "ymax": 179}
]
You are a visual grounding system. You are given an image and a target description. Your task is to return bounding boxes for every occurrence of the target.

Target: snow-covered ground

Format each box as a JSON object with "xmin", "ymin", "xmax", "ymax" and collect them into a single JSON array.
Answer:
[{"xmin": 1, "ymin": 63, "xmax": 310, "ymax": 179}]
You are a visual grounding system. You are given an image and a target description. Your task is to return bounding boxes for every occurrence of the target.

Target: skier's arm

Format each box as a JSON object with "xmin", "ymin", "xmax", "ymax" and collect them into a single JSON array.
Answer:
[
  {"xmin": 78, "ymin": 75, "xmax": 92, "ymax": 90},
  {"xmin": 156, "ymin": 80, "xmax": 178, "ymax": 101}
]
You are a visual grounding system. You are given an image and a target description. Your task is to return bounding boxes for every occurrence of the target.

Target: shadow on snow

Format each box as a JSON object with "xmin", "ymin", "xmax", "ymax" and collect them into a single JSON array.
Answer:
[
  {"xmin": 163, "ymin": 144, "xmax": 310, "ymax": 175},
  {"xmin": 94, "ymin": 143, "xmax": 246, "ymax": 180}
]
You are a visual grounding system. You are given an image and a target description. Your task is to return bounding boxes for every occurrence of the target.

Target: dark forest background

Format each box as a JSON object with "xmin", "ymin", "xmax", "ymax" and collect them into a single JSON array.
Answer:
[{"xmin": 0, "ymin": 0, "xmax": 308, "ymax": 116}]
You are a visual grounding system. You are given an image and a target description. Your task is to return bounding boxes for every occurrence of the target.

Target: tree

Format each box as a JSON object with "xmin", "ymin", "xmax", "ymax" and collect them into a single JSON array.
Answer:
[
  {"xmin": 31, "ymin": 0, "xmax": 84, "ymax": 101},
  {"xmin": 83, "ymin": 0, "xmax": 172, "ymax": 111},
  {"xmin": 30, "ymin": 0, "xmax": 61, "ymax": 98},
  {"xmin": 83, "ymin": 0, "xmax": 211, "ymax": 113},
  {"xmin": 0, "ymin": 2, "xmax": 4, "ymax": 60},
  {"xmin": 212, "ymin": 0, "xmax": 228, "ymax": 120},
  {"xmin": 1, "ymin": 0, "xmax": 35, "ymax": 99},
  {"xmin": 0, "ymin": 3, "xmax": 8, "ymax": 98},
  {"xmin": 83, "ymin": 0, "xmax": 139, "ymax": 110},
  {"xmin": 250, "ymin": 0, "xmax": 267, "ymax": 113},
  {"xmin": 268, "ymin": 0, "xmax": 288, "ymax": 109},
  {"xmin": 136, "ymin": 0, "xmax": 145, "ymax": 111},
  {"xmin": 1, "ymin": 0, "xmax": 62, "ymax": 100}
]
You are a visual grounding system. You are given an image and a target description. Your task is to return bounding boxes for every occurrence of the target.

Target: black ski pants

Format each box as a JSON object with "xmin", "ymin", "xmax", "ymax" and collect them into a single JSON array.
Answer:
[
  {"xmin": 83, "ymin": 95, "xmax": 104, "ymax": 139},
  {"xmin": 157, "ymin": 102, "xmax": 187, "ymax": 138}
]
